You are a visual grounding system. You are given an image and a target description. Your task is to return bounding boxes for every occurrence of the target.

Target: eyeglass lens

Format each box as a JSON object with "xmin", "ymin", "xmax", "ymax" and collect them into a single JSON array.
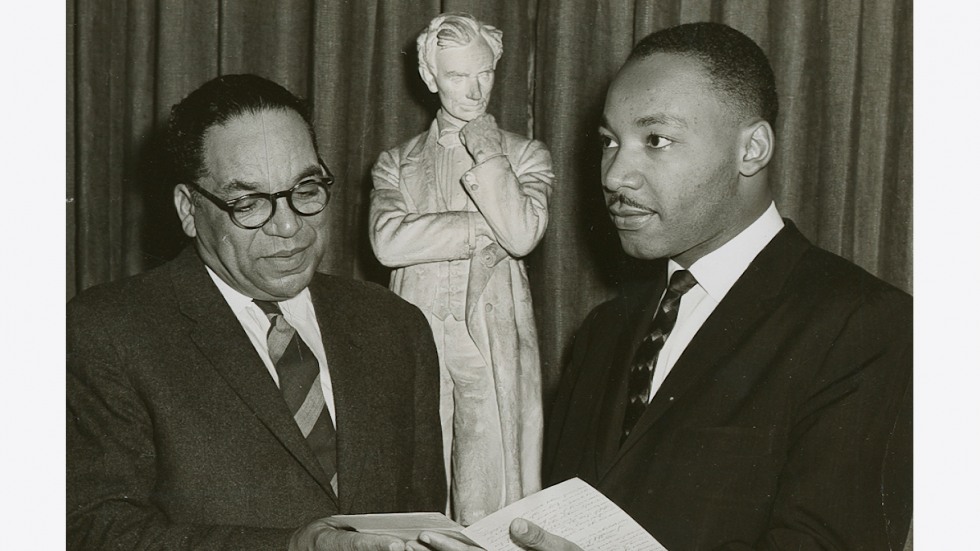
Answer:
[{"xmin": 231, "ymin": 181, "xmax": 329, "ymax": 228}]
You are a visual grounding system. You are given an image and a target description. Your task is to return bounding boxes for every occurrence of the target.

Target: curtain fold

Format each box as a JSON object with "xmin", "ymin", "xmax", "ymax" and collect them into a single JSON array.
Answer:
[{"xmin": 68, "ymin": 0, "xmax": 913, "ymax": 399}]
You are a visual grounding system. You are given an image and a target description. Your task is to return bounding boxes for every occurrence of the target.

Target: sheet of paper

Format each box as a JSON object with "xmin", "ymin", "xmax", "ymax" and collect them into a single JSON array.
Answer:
[
  {"xmin": 328, "ymin": 512, "xmax": 475, "ymax": 544},
  {"xmin": 462, "ymin": 478, "xmax": 667, "ymax": 551}
]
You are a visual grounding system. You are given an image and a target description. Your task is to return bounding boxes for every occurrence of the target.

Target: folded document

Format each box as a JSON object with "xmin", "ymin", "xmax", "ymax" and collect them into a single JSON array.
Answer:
[{"xmin": 329, "ymin": 477, "xmax": 667, "ymax": 550}]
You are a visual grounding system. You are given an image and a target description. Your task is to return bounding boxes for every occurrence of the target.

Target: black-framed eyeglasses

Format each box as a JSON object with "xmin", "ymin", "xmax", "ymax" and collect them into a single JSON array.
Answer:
[{"xmin": 186, "ymin": 163, "xmax": 335, "ymax": 230}]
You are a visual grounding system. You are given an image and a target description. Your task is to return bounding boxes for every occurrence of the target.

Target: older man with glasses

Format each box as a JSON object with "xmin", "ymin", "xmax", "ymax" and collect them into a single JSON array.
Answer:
[{"xmin": 67, "ymin": 74, "xmax": 446, "ymax": 551}]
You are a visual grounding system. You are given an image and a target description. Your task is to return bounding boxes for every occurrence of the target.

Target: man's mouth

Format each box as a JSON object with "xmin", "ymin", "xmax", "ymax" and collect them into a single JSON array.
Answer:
[
  {"xmin": 607, "ymin": 196, "xmax": 657, "ymax": 230},
  {"xmin": 268, "ymin": 246, "xmax": 306, "ymax": 258},
  {"xmin": 263, "ymin": 245, "xmax": 311, "ymax": 269},
  {"xmin": 608, "ymin": 210, "xmax": 655, "ymax": 230}
]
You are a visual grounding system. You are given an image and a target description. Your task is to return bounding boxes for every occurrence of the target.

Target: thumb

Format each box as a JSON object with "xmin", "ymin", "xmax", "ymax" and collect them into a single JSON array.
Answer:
[
  {"xmin": 510, "ymin": 518, "xmax": 576, "ymax": 550},
  {"xmin": 320, "ymin": 529, "xmax": 405, "ymax": 551}
]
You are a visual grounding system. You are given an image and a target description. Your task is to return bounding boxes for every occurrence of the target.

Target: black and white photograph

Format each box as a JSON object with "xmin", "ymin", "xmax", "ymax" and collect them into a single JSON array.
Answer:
[{"xmin": 2, "ymin": 1, "xmax": 977, "ymax": 549}]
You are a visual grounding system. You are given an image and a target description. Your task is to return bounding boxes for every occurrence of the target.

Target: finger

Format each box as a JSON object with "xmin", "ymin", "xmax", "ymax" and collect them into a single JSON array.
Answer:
[
  {"xmin": 417, "ymin": 530, "xmax": 484, "ymax": 551},
  {"xmin": 321, "ymin": 529, "xmax": 406, "ymax": 551},
  {"xmin": 510, "ymin": 519, "xmax": 579, "ymax": 551}
]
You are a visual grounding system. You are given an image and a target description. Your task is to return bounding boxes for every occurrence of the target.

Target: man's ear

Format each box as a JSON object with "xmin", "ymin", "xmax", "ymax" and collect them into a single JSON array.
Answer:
[
  {"xmin": 173, "ymin": 184, "xmax": 198, "ymax": 238},
  {"xmin": 419, "ymin": 64, "xmax": 439, "ymax": 94},
  {"xmin": 739, "ymin": 120, "xmax": 774, "ymax": 177}
]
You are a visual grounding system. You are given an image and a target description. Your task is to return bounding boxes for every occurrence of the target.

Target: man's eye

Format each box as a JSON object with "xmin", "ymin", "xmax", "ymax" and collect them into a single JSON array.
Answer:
[
  {"xmin": 233, "ymin": 197, "xmax": 263, "ymax": 213},
  {"xmin": 293, "ymin": 184, "xmax": 320, "ymax": 199},
  {"xmin": 600, "ymin": 135, "xmax": 619, "ymax": 149},
  {"xmin": 647, "ymin": 134, "xmax": 674, "ymax": 149}
]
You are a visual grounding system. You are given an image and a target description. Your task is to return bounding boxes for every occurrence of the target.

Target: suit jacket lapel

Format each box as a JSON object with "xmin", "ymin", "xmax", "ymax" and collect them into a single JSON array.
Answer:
[
  {"xmin": 613, "ymin": 223, "xmax": 812, "ymax": 460},
  {"xmin": 403, "ymin": 121, "xmax": 440, "ymax": 213},
  {"xmin": 594, "ymin": 272, "xmax": 666, "ymax": 477},
  {"xmin": 170, "ymin": 248, "xmax": 339, "ymax": 504},
  {"xmin": 310, "ymin": 282, "xmax": 368, "ymax": 513}
]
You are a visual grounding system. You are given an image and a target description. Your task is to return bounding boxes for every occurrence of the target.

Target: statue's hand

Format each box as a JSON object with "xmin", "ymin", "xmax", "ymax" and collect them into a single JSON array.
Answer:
[{"xmin": 460, "ymin": 114, "xmax": 504, "ymax": 164}]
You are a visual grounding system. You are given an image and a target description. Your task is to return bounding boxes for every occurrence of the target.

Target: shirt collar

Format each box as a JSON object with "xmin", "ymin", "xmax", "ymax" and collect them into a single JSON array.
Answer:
[
  {"xmin": 436, "ymin": 109, "xmax": 465, "ymax": 134},
  {"xmin": 668, "ymin": 202, "xmax": 784, "ymax": 303},
  {"xmin": 436, "ymin": 109, "xmax": 466, "ymax": 148},
  {"xmin": 205, "ymin": 265, "xmax": 313, "ymax": 317}
]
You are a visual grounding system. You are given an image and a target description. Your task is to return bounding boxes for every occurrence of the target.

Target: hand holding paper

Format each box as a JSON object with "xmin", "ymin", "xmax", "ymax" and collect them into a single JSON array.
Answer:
[
  {"xmin": 289, "ymin": 517, "xmax": 407, "ymax": 551},
  {"xmin": 416, "ymin": 519, "xmax": 583, "ymax": 551},
  {"xmin": 353, "ymin": 479, "xmax": 666, "ymax": 551}
]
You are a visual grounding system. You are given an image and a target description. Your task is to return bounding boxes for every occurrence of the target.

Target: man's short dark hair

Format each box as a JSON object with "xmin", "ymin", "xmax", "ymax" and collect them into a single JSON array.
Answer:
[
  {"xmin": 628, "ymin": 22, "xmax": 778, "ymax": 126},
  {"xmin": 167, "ymin": 74, "xmax": 318, "ymax": 186}
]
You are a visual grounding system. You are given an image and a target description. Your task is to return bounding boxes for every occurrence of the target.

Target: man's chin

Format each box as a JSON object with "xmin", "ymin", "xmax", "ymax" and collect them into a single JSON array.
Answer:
[
  {"xmin": 256, "ymin": 266, "xmax": 316, "ymax": 300},
  {"xmin": 618, "ymin": 234, "xmax": 669, "ymax": 261}
]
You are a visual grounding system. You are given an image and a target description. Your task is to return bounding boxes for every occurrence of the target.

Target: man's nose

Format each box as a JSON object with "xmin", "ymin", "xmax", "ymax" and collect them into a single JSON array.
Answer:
[
  {"xmin": 263, "ymin": 197, "xmax": 301, "ymax": 238},
  {"xmin": 602, "ymin": 150, "xmax": 644, "ymax": 192}
]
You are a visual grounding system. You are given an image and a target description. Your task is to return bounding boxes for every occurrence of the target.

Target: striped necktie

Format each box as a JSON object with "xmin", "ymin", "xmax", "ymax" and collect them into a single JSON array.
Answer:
[
  {"xmin": 621, "ymin": 270, "xmax": 698, "ymax": 444},
  {"xmin": 254, "ymin": 300, "xmax": 338, "ymax": 494}
]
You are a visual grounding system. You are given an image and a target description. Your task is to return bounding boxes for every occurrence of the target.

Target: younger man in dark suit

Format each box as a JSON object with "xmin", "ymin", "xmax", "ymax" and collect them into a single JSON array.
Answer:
[
  {"xmin": 67, "ymin": 74, "xmax": 446, "ymax": 551},
  {"xmin": 420, "ymin": 22, "xmax": 911, "ymax": 551}
]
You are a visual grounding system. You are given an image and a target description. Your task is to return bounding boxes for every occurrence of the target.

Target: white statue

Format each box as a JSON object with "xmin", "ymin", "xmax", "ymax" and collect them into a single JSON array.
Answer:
[{"xmin": 369, "ymin": 12, "xmax": 554, "ymax": 525}]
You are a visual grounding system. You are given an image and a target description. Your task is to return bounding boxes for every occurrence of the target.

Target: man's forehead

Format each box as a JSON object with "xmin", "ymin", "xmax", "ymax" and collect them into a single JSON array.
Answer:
[
  {"xmin": 604, "ymin": 54, "xmax": 718, "ymax": 121},
  {"xmin": 205, "ymin": 109, "xmax": 311, "ymax": 146},
  {"xmin": 201, "ymin": 109, "xmax": 318, "ymax": 186},
  {"xmin": 616, "ymin": 53, "xmax": 710, "ymax": 91}
]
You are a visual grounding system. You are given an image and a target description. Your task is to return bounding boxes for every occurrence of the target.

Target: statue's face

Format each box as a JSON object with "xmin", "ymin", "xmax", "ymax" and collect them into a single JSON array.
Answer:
[{"xmin": 425, "ymin": 36, "xmax": 495, "ymax": 122}]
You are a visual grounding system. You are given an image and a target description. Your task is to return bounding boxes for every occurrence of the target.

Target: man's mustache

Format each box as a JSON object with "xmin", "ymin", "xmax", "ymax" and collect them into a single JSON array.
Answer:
[{"xmin": 606, "ymin": 193, "xmax": 653, "ymax": 211}]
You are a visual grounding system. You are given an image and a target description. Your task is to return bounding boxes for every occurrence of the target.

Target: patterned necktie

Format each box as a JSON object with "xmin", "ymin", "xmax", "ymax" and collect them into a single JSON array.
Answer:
[
  {"xmin": 253, "ymin": 300, "xmax": 338, "ymax": 494},
  {"xmin": 621, "ymin": 269, "xmax": 698, "ymax": 444}
]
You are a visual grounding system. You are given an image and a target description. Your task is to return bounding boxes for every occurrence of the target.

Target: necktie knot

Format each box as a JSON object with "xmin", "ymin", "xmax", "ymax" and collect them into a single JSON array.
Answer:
[
  {"xmin": 253, "ymin": 299, "xmax": 282, "ymax": 317},
  {"xmin": 667, "ymin": 269, "xmax": 698, "ymax": 295}
]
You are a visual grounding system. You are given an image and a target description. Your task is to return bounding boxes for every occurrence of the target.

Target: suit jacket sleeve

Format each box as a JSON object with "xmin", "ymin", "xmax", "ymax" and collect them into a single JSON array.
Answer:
[
  {"xmin": 463, "ymin": 137, "xmax": 554, "ymax": 257},
  {"xmin": 369, "ymin": 146, "xmax": 493, "ymax": 267},
  {"xmin": 407, "ymin": 304, "xmax": 448, "ymax": 510},
  {"xmin": 542, "ymin": 307, "xmax": 602, "ymax": 481},
  {"xmin": 719, "ymin": 292, "xmax": 913, "ymax": 551},
  {"xmin": 67, "ymin": 300, "xmax": 294, "ymax": 551}
]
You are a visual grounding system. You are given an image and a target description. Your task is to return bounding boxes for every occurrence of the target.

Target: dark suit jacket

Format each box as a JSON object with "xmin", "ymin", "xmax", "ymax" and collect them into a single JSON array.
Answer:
[
  {"xmin": 67, "ymin": 248, "xmax": 446, "ymax": 550},
  {"xmin": 546, "ymin": 222, "xmax": 911, "ymax": 551}
]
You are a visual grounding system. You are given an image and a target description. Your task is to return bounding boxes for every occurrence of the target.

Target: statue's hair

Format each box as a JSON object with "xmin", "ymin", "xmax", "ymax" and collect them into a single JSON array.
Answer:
[
  {"xmin": 417, "ymin": 12, "xmax": 503, "ymax": 74},
  {"xmin": 629, "ymin": 22, "xmax": 778, "ymax": 126}
]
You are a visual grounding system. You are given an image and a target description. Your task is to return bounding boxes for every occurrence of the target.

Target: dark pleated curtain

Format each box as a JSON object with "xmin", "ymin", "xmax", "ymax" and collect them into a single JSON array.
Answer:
[{"xmin": 68, "ymin": 0, "xmax": 912, "ymax": 403}]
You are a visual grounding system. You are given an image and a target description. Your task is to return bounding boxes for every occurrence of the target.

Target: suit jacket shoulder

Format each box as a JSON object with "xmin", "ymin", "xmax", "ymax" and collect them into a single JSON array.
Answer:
[
  {"xmin": 791, "ymin": 236, "xmax": 911, "ymax": 311},
  {"xmin": 308, "ymin": 272, "xmax": 429, "ymax": 327},
  {"xmin": 68, "ymin": 255, "xmax": 180, "ymax": 324}
]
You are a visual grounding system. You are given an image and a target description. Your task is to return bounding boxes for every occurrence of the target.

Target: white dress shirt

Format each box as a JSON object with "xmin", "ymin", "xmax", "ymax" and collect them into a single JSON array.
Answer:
[
  {"xmin": 645, "ymin": 202, "xmax": 785, "ymax": 402},
  {"xmin": 206, "ymin": 267, "xmax": 337, "ymax": 426}
]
